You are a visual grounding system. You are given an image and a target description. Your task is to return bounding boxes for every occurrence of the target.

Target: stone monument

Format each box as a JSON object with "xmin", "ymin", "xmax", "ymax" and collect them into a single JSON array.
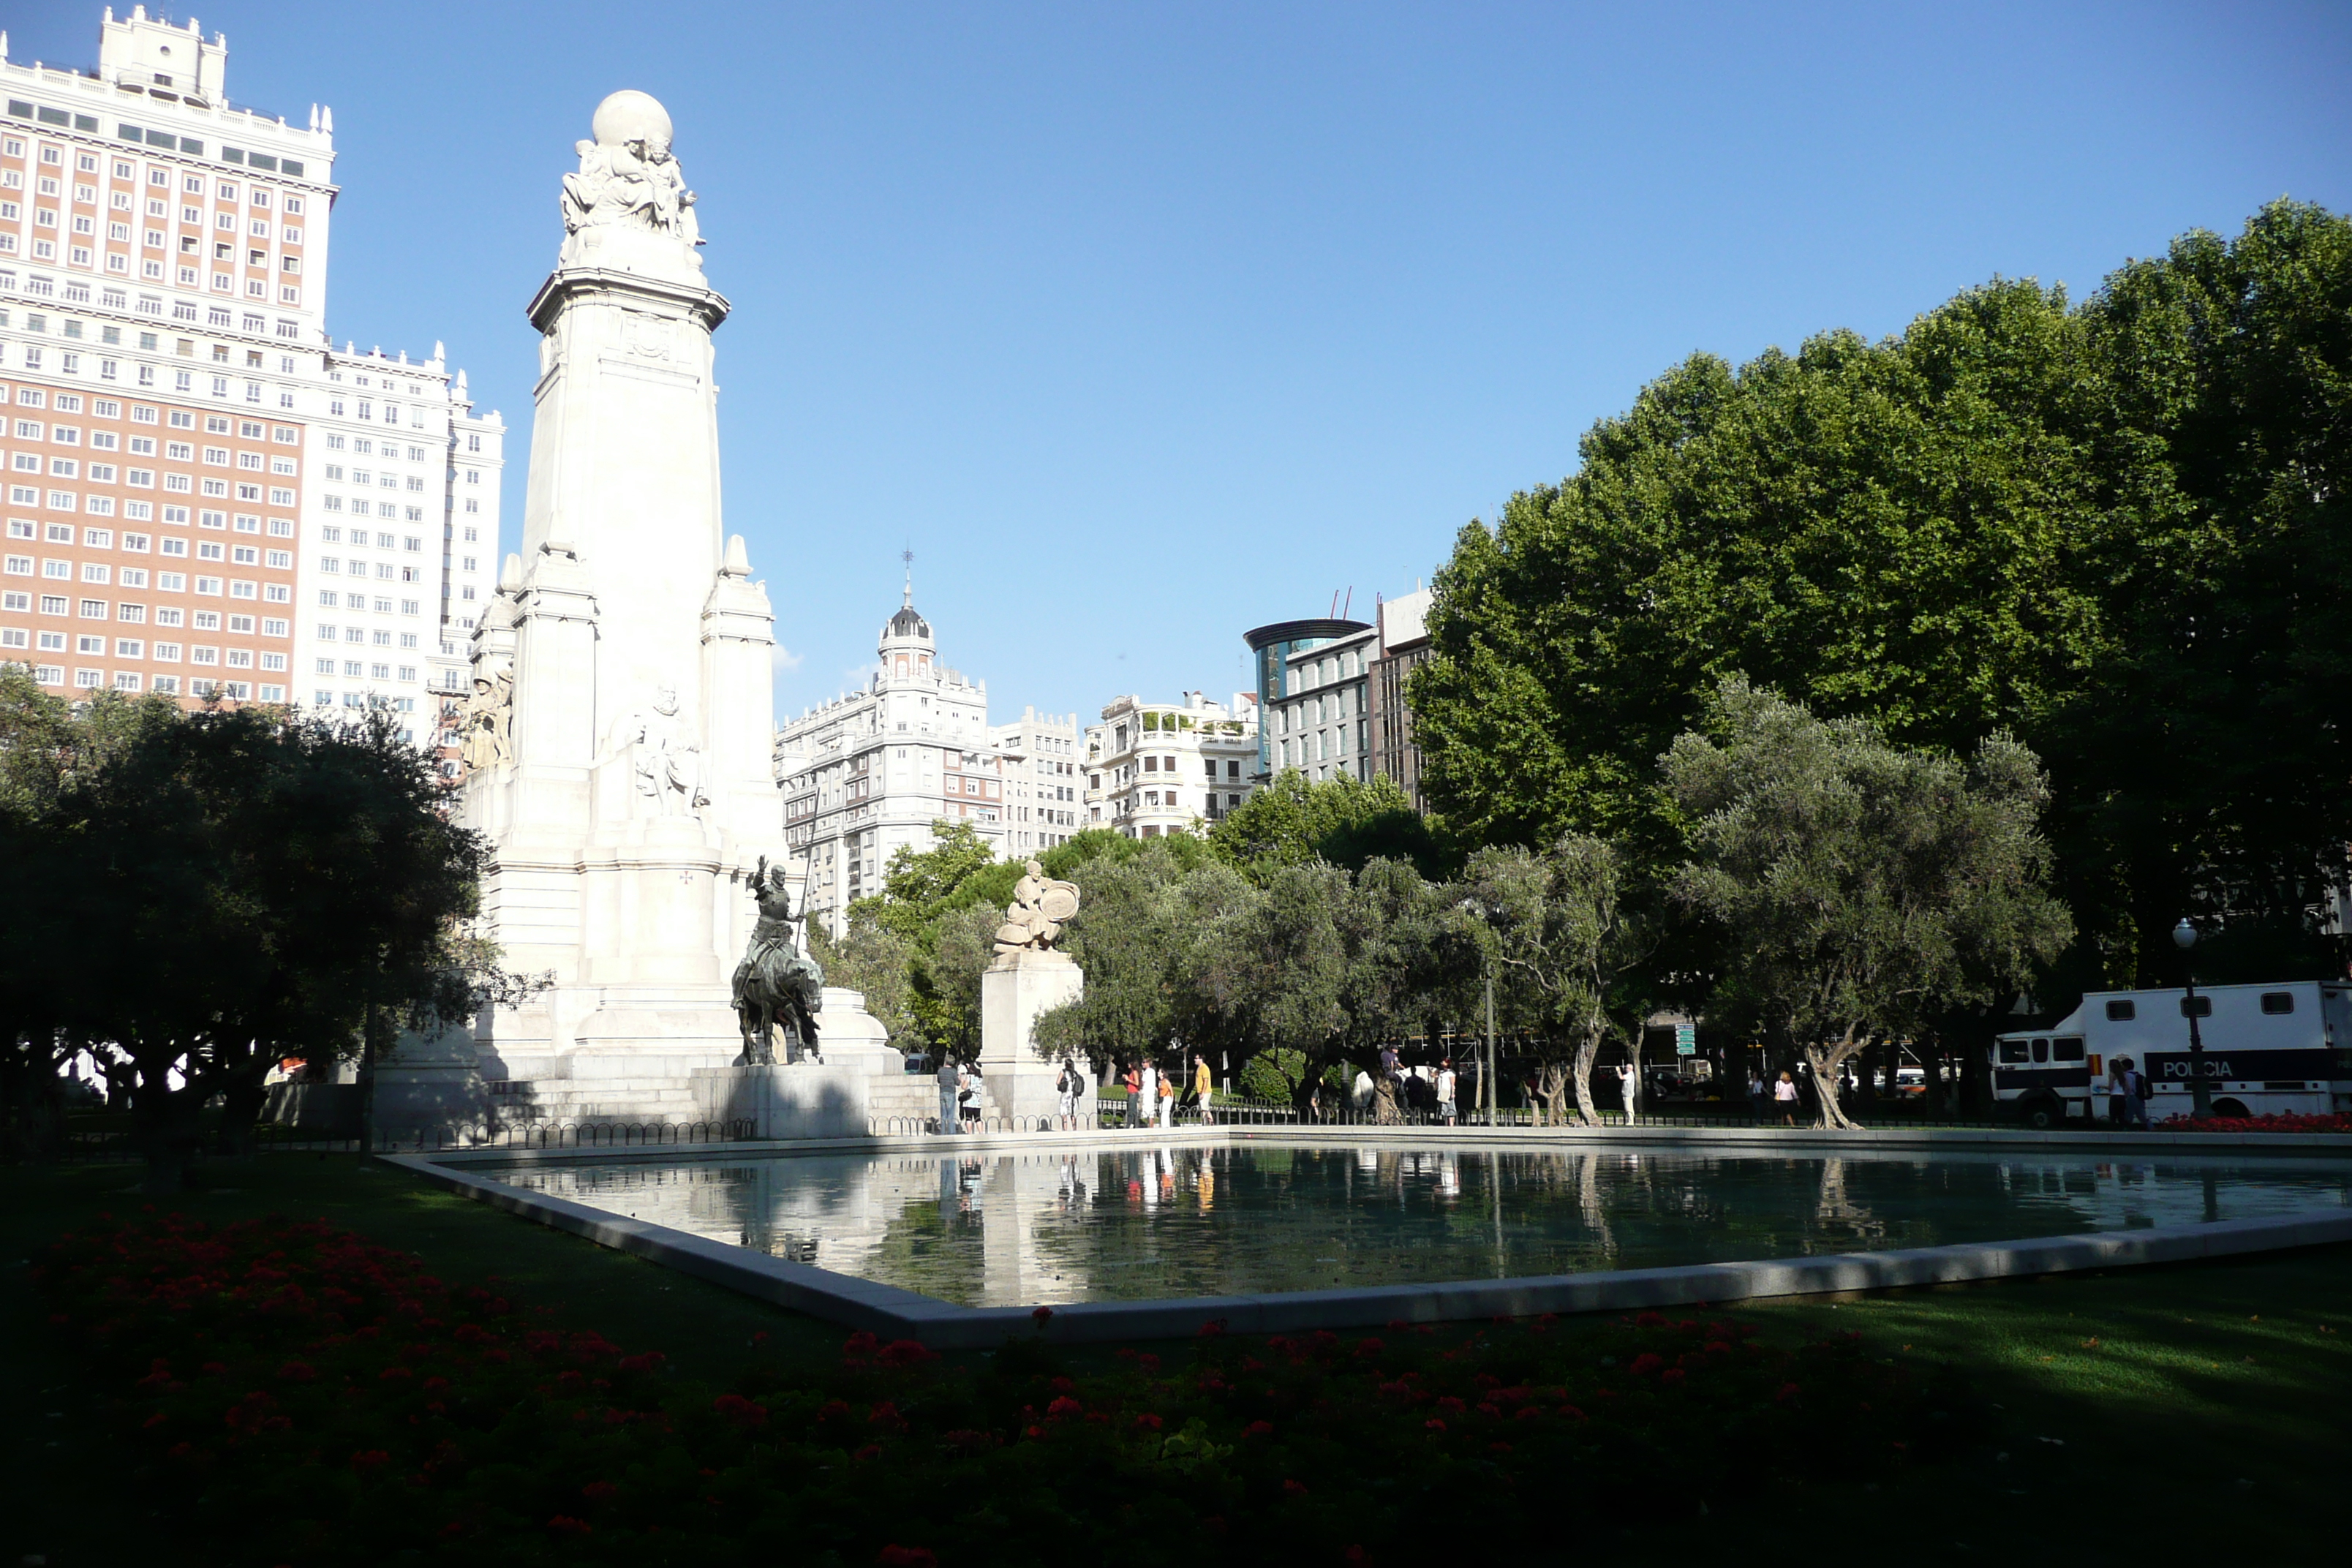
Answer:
[
  {"xmin": 976, "ymin": 862, "xmax": 1088, "ymax": 1124},
  {"xmin": 459, "ymin": 90, "xmax": 883, "ymax": 1120}
]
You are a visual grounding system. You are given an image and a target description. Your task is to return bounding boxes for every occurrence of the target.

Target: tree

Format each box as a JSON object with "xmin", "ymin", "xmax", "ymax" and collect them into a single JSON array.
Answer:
[
  {"xmin": 1208, "ymin": 769, "xmax": 1449, "ymax": 882},
  {"xmin": 1030, "ymin": 842, "xmax": 1226, "ymax": 1074},
  {"xmin": 807, "ymin": 913, "xmax": 920, "ymax": 1053},
  {"xmin": 1457, "ymin": 837, "xmax": 1657, "ymax": 1126},
  {"xmin": 1410, "ymin": 203, "xmax": 2352, "ymax": 993},
  {"xmin": 0, "ymin": 676, "xmax": 493, "ymax": 1188},
  {"xmin": 1663, "ymin": 678, "xmax": 2073, "ymax": 1128}
]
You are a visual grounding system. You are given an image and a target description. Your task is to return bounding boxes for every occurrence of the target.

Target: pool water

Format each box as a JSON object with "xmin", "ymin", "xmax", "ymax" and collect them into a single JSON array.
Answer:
[{"xmin": 488, "ymin": 1139, "xmax": 2352, "ymax": 1309}]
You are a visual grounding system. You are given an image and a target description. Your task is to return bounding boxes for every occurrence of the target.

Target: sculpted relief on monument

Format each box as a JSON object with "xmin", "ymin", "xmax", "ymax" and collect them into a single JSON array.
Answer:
[
  {"xmin": 559, "ymin": 88, "xmax": 702, "ymax": 269},
  {"xmin": 995, "ymin": 860, "xmax": 1081, "ymax": 957},
  {"xmin": 618, "ymin": 685, "xmax": 709, "ymax": 818}
]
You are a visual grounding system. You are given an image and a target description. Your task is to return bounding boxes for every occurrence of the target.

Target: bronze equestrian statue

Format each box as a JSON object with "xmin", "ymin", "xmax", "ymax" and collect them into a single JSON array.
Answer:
[{"xmin": 731, "ymin": 855, "xmax": 824, "ymax": 1066}]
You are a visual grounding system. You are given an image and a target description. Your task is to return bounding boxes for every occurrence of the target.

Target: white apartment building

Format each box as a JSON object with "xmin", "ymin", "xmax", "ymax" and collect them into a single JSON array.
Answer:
[
  {"xmin": 776, "ymin": 584, "xmax": 1007, "ymax": 936},
  {"xmin": 990, "ymin": 704, "xmax": 1084, "ymax": 859},
  {"xmin": 1083, "ymin": 690, "xmax": 1259, "ymax": 838},
  {"xmin": 0, "ymin": 10, "xmax": 498, "ymax": 750},
  {"xmin": 302, "ymin": 340, "xmax": 502, "ymax": 759}
]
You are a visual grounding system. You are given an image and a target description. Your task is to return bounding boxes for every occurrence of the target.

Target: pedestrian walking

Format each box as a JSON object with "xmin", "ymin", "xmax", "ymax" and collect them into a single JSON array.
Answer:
[
  {"xmin": 936, "ymin": 1055, "xmax": 961, "ymax": 1135},
  {"xmin": 1158, "ymin": 1067, "xmax": 1177, "ymax": 1128},
  {"xmin": 1773, "ymin": 1069, "xmax": 1799, "ymax": 1126},
  {"xmin": 2119, "ymin": 1056, "xmax": 2151, "ymax": 1128},
  {"xmin": 1614, "ymin": 1061, "xmax": 1639, "ymax": 1124},
  {"xmin": 1193, "ymin": 1055, "xmax": 1215, "ymax": 1126},
  {"xmin": 1137, "ymin": 1060, "xmax": 1157, "ymax": 1131},
  {"xmin": 1748, "ymin": 1071, "xmax": 1769, "ymax": 1122},
  {"xmin": 1436, "ymin": 1059, "xmax": 1458, "ymax": 1126},
  {"xmin": 1057, "ymin": 1059, "xmax": 1081, "ymax": 1131}
]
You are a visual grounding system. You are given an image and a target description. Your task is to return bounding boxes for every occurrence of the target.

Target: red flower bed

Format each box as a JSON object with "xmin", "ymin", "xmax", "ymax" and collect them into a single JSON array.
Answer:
[
  {"xmin": 40, "ymin": 1212, "xmax": 1984, "ymax": 1566},
  {"xmin": 2156, "ymin": 1112, "xmax": 2352, "ymax": 1134}
]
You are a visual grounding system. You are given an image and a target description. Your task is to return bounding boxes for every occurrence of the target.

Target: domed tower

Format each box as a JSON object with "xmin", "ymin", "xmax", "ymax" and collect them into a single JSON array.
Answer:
[{"xmin": 877, "ymin": 554, "xmax": 937, "ymax": 682}]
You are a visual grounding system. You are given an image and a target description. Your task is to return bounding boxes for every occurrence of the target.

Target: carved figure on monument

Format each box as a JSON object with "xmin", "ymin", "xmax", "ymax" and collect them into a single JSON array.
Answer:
[
  {"xmin": 994, "ymin": 859, "xmax": 1082, "ymax": 955},
  {"xmin": 732, "ymin": 856, "xmax": 824, "ymax": 1066},
  {"xmin": 456, "ymin": 669, "xmax": 513, "ymax": 773},
  {"xmin": 558, "ymin": 88, "xmax": 702, "ymax": 257},
  {"xmin": 625, "ymin": 685, "xmax": 709, "ymax": 817}
]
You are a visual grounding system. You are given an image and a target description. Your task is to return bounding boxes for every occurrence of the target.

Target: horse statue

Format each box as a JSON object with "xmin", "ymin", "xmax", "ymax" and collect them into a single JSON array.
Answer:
[{"xmin": 731, "ymin": 855, "xmax": 824, "ymax": 1066}]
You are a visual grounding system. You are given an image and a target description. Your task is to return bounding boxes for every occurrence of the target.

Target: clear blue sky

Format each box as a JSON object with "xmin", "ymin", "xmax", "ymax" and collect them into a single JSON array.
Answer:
[{"xmin": 16, "ymin": 3, "xmax": 2350, "ymax": 725}]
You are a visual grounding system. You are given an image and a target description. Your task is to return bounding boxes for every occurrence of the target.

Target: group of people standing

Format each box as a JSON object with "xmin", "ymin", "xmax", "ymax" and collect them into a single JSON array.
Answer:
[{"xmin": 1115, "ymin": 1055, "xmax": 1215, "ymax": 1128}]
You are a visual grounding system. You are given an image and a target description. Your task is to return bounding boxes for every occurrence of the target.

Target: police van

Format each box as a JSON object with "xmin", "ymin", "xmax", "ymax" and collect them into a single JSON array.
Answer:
[{"xmin": 1991, "ymin": 981, "xmax": 2352, "ymax": 1128}]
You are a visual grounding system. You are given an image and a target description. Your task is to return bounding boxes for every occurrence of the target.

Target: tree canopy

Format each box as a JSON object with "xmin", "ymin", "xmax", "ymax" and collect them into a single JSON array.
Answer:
[
  {"xmin": 1411, "ymin": 202, "xmax": 2352, "ymax": 994},
  {"xmin": 0, "ymin": 674, "xmax": 493, "ymax": 1184},
  {"xmin": 1664, "ymin": 678, "xmax": 2073, "ymax": 1127}
]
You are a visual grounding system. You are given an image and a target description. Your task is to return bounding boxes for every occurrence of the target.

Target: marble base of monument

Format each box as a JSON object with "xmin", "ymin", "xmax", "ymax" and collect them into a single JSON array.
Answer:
[
  {"xmin": 978, "ymin": 949, "xmax": 1085, "ymax": 1125},
  {"xmin": 691, "ymin": 1063, "xmax": 869, "ymax": 1140},
  {"xmin": 368, "ymin": 1021, "xmax": 490, "ymax": 1137}
]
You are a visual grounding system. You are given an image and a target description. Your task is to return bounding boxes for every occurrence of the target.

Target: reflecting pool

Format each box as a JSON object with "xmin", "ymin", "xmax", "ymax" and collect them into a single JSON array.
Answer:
[{"xmin": 486, "ymin": 1140, "xmax": 2352, "ymax": 1308}]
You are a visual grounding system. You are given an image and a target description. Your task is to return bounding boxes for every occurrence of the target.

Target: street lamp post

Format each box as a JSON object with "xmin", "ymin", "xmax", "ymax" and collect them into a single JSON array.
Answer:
[
  {"xmin": 2173, "ymin": 917, "xmax": 2212, "ymax": 1119},
  {"xmin": 1460, "ymin": 897, "xmax": 1501, "ymax": 1127},
  {"xmin": 1483, "ymin": 961, "xmax": 1497, "ymax": 1128}
]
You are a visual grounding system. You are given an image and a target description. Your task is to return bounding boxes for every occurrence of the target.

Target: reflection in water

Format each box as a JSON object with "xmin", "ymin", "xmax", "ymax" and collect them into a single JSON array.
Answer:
[{"xmin": 489, "ymin": 1142, "xmax": 2352, "ymax": 1310}]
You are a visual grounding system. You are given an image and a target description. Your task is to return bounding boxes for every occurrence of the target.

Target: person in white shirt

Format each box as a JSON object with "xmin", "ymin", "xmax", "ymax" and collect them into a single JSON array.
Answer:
[
  {"xmin": 1436, "ymin": 1060, "xmax": 1458, "ymax": 1126},
  {"xmin": 1614, "ymin": 1061, "xmax": 1639, "ymax": 1123},
  {"xmin": 1773, "ymin": 1069, "xmax": 1800, "ymax": 1126},
  {"xmin": 1137, "ymin": 1060, "xmax": 1157, "ymax": 1131}
]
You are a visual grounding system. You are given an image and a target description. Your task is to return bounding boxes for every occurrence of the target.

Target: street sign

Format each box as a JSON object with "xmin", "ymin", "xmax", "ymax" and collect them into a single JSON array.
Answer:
[{"xmin": 1673, "ymin": 1022, "xmax": 1696, "ymax": 1056}]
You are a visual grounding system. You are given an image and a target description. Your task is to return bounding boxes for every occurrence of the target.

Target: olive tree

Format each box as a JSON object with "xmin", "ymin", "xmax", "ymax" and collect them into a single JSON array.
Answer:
[{"xmin": 1665, "ymin": 677, "xmax": 2073, "ymax": 1128}]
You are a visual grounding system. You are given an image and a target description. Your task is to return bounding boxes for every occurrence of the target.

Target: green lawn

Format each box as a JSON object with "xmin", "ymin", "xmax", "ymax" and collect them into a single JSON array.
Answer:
[{"xmin": 4, "ymin": 1153, "xmax": 2346, "ymax": 1567}]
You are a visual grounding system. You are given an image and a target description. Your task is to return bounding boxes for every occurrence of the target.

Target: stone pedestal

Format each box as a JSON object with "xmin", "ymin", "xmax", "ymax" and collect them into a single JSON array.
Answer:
[
  {"xmin": 693, "ymin": 1063, "xmax": 870, "ymax": 1140},
  {"xmin": 814, "ymin": 985, "xmax": 899, "ymax": 1077},
  {"xmin": 369, "ymin": 1020, "xmax": 489, "ymax": 1137},
  {"xmin": 979, "ymin": 949, "xmax": 1085, "ymax": 1125}
]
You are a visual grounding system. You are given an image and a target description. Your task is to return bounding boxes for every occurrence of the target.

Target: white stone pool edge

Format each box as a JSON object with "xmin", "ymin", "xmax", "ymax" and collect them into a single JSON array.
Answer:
[{"xmin": 382, "ymin": 1127, "xmax": 2352, "ymax": 1349}]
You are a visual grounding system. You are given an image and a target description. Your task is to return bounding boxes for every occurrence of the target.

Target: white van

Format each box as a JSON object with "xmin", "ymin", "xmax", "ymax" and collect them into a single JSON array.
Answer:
[{"xmin": 1991, "ymin": 981, "xmax": 2352, "ymax": 1127}]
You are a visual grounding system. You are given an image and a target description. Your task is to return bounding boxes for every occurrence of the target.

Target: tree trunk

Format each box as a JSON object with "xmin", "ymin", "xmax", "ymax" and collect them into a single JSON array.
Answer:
[
  {"xmin": 1537, "ymin": 1061, "xmax": 1572, "ymax": 1127},
  {"xmin": 1571, "ymin": 1031, "xmax": 1602, "ymax": 1127},
  {"xmin": 131, "ymin": 1055, "xmax": 201, "ymax": 1194},
  {"xmin": 1801, "ymin": 1035, "xmax": 1866, "ymax": 1131}
]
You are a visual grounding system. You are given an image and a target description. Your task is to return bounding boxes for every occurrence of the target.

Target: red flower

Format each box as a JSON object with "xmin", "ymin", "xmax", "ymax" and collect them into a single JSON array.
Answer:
[
  {"xmin": 1661, "ymin": 1368, "xmax": 1688, "ymax": 1387},
  {"xmin": 1353, "ymin": 1337, "xmax": 1385, "ymax": 1358},
  {"xmin": 1197, "ymin": 1317, "xmax": 1229, "ymax": 1337},
  {"xmin": 1628, "ymin": 1353, "xmax": 1665, "ymax": 1377},
  {"xmin": 1284, "ymin": 1479, "xmax": 1310, "ymax": 1497},
  {"xmin": 1243, "ymin": 1420, "xmax": 1273, "ymax": 1439},
  {"xmin": 547, "ymin": 1515, "xmax": 592, "ymax": 1537},
  {"xmin": 1425, "ymin": 1418, "xmax": 1447, "ymax": 1433},
  {"xmin": 350, "ymin": 1450, "xmax": 390, "ymax": 1469},
  {"xmin": 1032, "ymin": 1305, "xmax": 1055, "ymax": 1324},
  {"xmin": 582, "ymin": 1481, "xmax": 619, "ymax": 1501},
  {"xmin": 1134, "ymin": 1414, "xmax": 1164, "ymax": 1432},
  {"xmin": 1776, "ymin": 1382, "xmax": 1802, "ymax": 1405},
  {"xmin": 274, "ymin": 1360, "xmax": 315, "ymax": 1382},
  {"xmin": 853, "ymin": 1444, "xmax": 883, "ymax": 1462},
  {"xmin": 878, "ymin": 1548, "xmax": 939, "ymax": 1568},
  {"xmin": 1046, "ymin": 1397, "xmax": 1083, "ymax": 1418}
]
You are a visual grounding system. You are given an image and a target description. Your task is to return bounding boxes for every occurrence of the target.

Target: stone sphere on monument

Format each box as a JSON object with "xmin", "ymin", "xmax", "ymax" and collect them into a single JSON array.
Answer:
[{"xmin": 591, "ymin": 88, "xmax": 673, "ymax": 151}]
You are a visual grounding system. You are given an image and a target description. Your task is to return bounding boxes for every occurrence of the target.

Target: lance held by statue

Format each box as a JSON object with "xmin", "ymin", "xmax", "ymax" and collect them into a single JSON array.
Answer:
[{"xmin": 732, "ymin": 856, "xmax": 824, "ymax": 1065}]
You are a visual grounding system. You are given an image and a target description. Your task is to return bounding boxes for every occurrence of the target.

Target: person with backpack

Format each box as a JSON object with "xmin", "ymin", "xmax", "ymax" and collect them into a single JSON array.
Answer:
[{"xmin": 1056, "ymin": 1059, "xmax": 1081, "ymax": 1131}]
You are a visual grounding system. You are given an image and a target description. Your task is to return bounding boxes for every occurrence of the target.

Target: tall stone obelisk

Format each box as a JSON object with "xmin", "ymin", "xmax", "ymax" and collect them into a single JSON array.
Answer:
[{"xmin": 461, "ymin": 91, "xmax": 780, "ymax": 1092}]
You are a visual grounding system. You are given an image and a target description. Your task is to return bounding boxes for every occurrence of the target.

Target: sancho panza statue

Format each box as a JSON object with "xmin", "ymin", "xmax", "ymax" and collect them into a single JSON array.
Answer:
[
  {"xmin": 994, "ymin": 860, "xmax": 1082, "ymax": 956},
  {"xmin": 732, "ymin": 856, "xmax": 824, "ymax": 1066}
]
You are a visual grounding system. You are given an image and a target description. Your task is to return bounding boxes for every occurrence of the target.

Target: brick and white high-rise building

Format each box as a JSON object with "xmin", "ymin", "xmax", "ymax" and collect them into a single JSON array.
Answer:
[{"xmin": 0, "ymin": 8, "xmax": 500, "ymax": 748}]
